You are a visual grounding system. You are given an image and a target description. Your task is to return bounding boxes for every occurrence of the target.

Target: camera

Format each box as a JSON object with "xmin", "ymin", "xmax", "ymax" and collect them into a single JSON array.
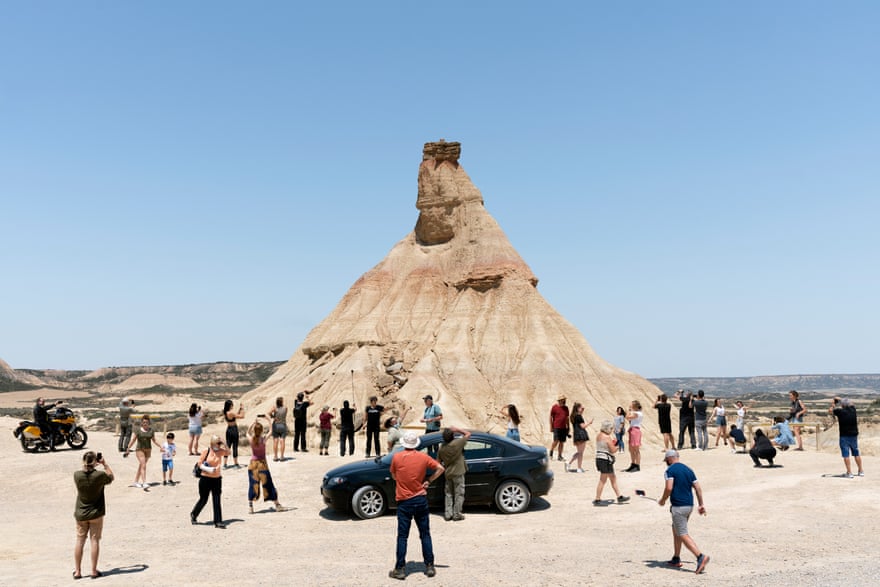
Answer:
[
  {"xmin": 96, "ymin": 452, "xmax": 103, "ymax": 462},
  {"xmin": 833, "ymin": 398, "xmax": 840, "ymax": 405}
]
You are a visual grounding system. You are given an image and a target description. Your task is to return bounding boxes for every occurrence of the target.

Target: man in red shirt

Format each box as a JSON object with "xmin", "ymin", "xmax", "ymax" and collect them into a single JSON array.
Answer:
[
  {"xmin": 389, "ymin": 431, "xmax": 445, "ymax": 580},
  {"xmin": 549, "ymin": 395, "xmax": 570, "ymax": 461}
]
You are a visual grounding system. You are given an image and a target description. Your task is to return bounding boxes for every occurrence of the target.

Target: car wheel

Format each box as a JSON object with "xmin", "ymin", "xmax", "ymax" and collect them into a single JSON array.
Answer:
[
  {"xmin": 351, "ymin": 485, "xmax": 387, "ymax": 519},
  {"xmin": 494, "ymin": 480, "xmax": 530, "ymax": 514}
]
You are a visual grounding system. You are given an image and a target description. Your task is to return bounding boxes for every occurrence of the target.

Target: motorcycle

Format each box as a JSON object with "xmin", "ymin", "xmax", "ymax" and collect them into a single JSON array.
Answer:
[{"xmin": 14, "ymin": 406, "xmax": 88, "ymax": 452}]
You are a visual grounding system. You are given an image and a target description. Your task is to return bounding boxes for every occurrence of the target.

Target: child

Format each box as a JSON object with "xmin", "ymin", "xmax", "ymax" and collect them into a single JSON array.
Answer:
[{"xmin": 161, "ymin": 432, "xmax": 177, "ymax": 485}]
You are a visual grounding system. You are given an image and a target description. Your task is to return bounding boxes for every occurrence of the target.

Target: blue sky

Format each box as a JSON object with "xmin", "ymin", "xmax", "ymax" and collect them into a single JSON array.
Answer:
[{"xmin": 1, "ymin": 2, "xmax": 877, "ymax": 378}]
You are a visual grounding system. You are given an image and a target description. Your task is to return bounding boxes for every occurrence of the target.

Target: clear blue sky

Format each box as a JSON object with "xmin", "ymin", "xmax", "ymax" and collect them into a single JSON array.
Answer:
[{"xmin": 2, "ymin": 3, "xmax": 877, "ymax": 378}]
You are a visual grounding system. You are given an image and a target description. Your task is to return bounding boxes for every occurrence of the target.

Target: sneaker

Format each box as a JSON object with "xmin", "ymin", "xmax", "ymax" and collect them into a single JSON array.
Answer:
[
  {"xmin": 248, "ymin": 505, "xmax": 254, "ymax": 515},
  {"xmin": 389, "ymin": 568, "xmax": 406, "ymax": 580},
  {"xmin": 844, "ymin": 472, "xmax": 854, "ymax": 478},
  {"xmin": 214, "ymin": 522, "xmax": 227, "ymax": 529},
  {"xmin": 563, "ymin": 463, "xmax": 569, "ymax": 472},
  {"xmin": 576, "ymin": 468, "xmax": 585, "ymax": 473},
  {"xmin": 557, "ymin": 455, "xmax": 565, "ymax": 462},
  {"xmin": 666, "ymin": 557, "xmax": 682, "ymax": 568},
  {"xmin": 857, "ymin": 471, "xmax": 865, "ymax": 477},
  {"xmin": 274, "ymin": 505, "xmax": 288, "ymax": 512},
  {"xmin": 425, "ymin": 564, "xmax": 436, "ymax": 578},
  {"xmin": 162, "ymin": 481, "xmax": 167, "ymax": 486},
  {"xmin": 443, "ymin": 515, "xmax": 452, "ymax": 521},
  {"xmin": 190, "ymin": 513, "xmax": 197, "ymax": 525},
  {"xmin": 617, "ymin": 495, "xmax": 630, "ymax": 503},
  {"xmin": 695, "ymin": 447, "xmax": 702, "ymax": 451},
  {"xmin": 695, "ymin": 554, "xmax": 710, "ymax": 574},
  {"xmin": 452, "ymin": 514, "xmax": 465, "ymax": 521},
  {"xmin": 628, "ymin": 465, "xmax": 640, "ymax": 472},
  {"xmin": 592, "ymin": 499, "xmax": 603, "ymax": 506}
]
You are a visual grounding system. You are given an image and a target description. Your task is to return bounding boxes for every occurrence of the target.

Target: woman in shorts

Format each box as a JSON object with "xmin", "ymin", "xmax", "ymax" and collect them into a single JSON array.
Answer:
[
  {"xmin": 188, "ymin": 403, "xmax": 204, "ymax": 455},
  {"xmin": 624, "ymin": 401, "xmax": 643, "ymax": 472},
  {"xmin": 712, "ymin": 398, "xmax": 728, "ymax": 447},
  {"xmin": 268, "ymin": 396, "xmax": 288, "ymax": 462},
  {"xmin": 593, "ymin": 421, "xmax": 629, "ymax": 505},
  {"xmin": 566, "ymin": 402, "xmax": 593, "ymax": 473},
  {"xmin": 125, "ymin": 415, "xmax": 161, "ymax": 488}
]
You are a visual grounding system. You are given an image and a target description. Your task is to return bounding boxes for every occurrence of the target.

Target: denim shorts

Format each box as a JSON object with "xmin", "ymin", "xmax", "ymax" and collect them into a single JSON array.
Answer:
[
  {"xmin": 839, "ymin": 436, "xmax": 860, "ymax": 458},
  {"xmin": 162, "ymin": 459, "xmax": 174, "ymax": 472}
]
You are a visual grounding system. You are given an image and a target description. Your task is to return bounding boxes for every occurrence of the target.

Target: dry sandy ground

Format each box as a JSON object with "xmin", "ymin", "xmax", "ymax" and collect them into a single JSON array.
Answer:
[{"xmin": 1, "ymin": 415, "xmax": 876, "ymax": 587}]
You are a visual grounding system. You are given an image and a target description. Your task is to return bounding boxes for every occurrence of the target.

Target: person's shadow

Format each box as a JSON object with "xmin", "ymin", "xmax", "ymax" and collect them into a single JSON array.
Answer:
[{"xmin": 96, "ymin": 564, "xmax": 148, "ymax": 577}]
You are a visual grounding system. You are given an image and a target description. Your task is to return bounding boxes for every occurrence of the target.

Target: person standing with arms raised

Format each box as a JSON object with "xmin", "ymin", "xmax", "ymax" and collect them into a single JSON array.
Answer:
[
  {"xmin": 829, "ymin": 397, "xmax": 864, "ymax": 478},
  {"xmin": 73, "ymin": 451, "xmax": 114, "ymax": 579},
  {"xmin": 293, "ymin": 391, "xmax": 313, "ymax": 452}
]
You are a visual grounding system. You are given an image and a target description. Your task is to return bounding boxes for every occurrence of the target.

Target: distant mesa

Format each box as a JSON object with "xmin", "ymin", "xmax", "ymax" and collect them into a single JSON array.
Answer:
[{"xmin": 242, "ymin": 140, "xmax": 661, "ymax": 443}]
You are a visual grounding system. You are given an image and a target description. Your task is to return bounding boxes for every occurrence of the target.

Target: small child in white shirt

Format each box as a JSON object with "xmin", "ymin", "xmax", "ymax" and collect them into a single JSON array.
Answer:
[{"xmin": 161, "ymin": 432, "xmax": 177, "ymax": 486}]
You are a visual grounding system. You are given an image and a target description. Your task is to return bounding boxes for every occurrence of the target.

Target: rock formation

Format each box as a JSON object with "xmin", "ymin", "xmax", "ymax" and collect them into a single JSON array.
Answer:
[{"xmin": 242, "ymin": 140, "xmax": 662, "ymax": 443}]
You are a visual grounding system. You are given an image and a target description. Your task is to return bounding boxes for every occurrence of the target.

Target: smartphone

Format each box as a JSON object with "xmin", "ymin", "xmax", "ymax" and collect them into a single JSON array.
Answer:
[
  {"xmin": 96, "ymin": 452, "xmax": 103, "ymax": 462},
  {"xmin": 635, "ymin": 489, "xmax": 646, "ymax": 496}
]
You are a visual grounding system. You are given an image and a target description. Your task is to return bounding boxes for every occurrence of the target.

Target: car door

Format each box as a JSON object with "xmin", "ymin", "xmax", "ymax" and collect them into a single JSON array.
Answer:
[{"xmin": 462, "ymin": 438, "xmax": 505, "ymax": 504}]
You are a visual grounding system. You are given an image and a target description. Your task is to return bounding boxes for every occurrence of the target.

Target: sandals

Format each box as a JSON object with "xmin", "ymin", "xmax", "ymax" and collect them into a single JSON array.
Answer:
[
  {"xmin": 73, "ymin": 571, "xmax": 83, "ymax": 580},
  {"xmin": 91, "ymin": 570, "xmax": 103, "ymax": 579}
]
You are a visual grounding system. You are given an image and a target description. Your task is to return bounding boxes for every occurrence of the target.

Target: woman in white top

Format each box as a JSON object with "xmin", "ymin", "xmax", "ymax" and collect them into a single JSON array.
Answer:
[
  {"xmin": 624, "ymin": 401, "xmax": 643, "ymax": 473},
  {"xmin": 734, "ymin": 400, "xmax": 747, "ymax": 429},
  {"xmin": 188, "ymin": 403, "xmax": 204, "ymax": 456},
  {"xmin": 712, "ymin": 399, "xmax": 728, "ymax": 447},
  {"xmin": 500, "ymin": 404, "xmax": 521, "ymax": 442}
]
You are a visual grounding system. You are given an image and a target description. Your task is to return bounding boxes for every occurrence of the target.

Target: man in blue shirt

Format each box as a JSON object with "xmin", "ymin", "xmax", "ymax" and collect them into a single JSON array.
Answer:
[{"xmin": 657, "ymin": 449, "xmax": 710, "ymax": 574}]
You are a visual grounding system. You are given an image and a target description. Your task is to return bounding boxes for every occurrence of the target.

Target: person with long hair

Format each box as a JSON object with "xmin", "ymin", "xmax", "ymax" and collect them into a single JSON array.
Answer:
[
  {"xmin": 712, "ymin": 399, "xmax": 728, "ymax": 447},
  {"xmin": 500, "ymin": 404, "xmax": 521, "ymax": 442},
  {"xmin": 566, "ymin": 403, "xmax": 593, "ymax": 473},
  {"xmin": 788, "ymin": 390, "xmax": 806, "ymax": 451},
  {"xmin": 593, "ymin": 421, "xmax": 629, "ymax": 505},
  {"xmin": 624, "ymin": 400, "xmax": 643, "ymax": 472},
  {"xmin": 73, "ymin": 451, "xmax": 114, "ymax": 579},
  {"xmin": 246, "ymin": 417, "xmax": 287, "ymax": 514},
  {"xmin": 188, "ymin": 403, "xmax": 204, "ymax": 455},
  {"xmin": 125, "ymin": 415, "xmax": 161, "ymax": 489},
  {"xmin": 613, "ymin": 407, "xmax": 626, "ymax": 453},
  {"xmin": 191, "ymin": 435, "xmax": 230, "ymax": 528},
  {"xmin": 222, "ymin": 399, "xmax": 245, "ymax": 468},
  {"xmin": 267, "ymin": 396, "xmax": 288, "ymax": 462}
]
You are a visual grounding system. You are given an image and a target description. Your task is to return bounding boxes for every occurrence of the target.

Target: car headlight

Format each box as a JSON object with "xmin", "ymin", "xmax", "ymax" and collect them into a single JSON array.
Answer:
[
  {"xmin": 538, "ymin": 456, "xmax": 548, "ymax": 466},
  {"xmin": 325, "ymin": 476, "xmax": 347, "ymax": 487}
]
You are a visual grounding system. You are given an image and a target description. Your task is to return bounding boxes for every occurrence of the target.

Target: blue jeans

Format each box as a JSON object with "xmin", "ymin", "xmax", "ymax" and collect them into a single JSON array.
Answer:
[
  {"xmin": 506, "ymin": 428, "xmax": 520, "ymax": 442},
  {"xmin": 395, "ymin": 494, "xmax": 433, "ymax": 570},
  {"xmin": 695, "ymin": 420, "xmax": 708, "ymax": 450}
]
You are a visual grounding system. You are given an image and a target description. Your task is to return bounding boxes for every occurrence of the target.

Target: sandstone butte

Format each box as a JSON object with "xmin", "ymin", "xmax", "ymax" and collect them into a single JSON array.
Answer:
[{"xmin": 242, "ymin": 140, "xmax": 662, "ymax": 444}]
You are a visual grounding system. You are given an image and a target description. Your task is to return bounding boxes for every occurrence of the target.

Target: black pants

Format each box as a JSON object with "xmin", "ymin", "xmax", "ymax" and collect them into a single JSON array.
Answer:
[
  {"xmin": 293, "ymin": 419, "xmax": 307, "ymax": 451},
  {"xmin": 192, "ymin": 476, "xmax": 223, "ymax": 524},
  {"xmin": 118, "ymin": 422, "xmax": 132, "ymax": 452},
  {"xmin": 339, "ymin": 428, "xmax": 355, "ymax": 456},
  {"xmin": 750, "ymin": 446, "xmax": 777, "ymax": 466},
  {"xmin": 225, "ymin": 426, "xmax": 239, "ymax": 460},
  {"xmin": 365, "ymin": 428, "xmax": 381, "ymax": 457},
  {"xmin": 678, "ymin": 418, "xmax": 696, "ymax": 449}
]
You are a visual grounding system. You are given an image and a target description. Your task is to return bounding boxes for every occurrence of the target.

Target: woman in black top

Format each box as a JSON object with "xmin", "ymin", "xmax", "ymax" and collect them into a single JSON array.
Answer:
[
  {"xmin": 223, "ymin": 399, "xmax": 245, "ymax": 468},
  {"xmin": 749, "ymin": 428, "xmax": 777, "ymax": 467}
]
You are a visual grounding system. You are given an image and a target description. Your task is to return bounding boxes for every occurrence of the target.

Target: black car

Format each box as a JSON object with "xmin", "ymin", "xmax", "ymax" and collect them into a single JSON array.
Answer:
[{"xmin": 321, "ymin": 431, "xmax": 553, "ymax": 519}]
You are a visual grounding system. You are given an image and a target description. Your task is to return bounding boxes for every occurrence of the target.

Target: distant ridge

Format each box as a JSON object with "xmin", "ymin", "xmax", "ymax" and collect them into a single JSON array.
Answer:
[{"xmin": 650, "ymin": 373, "xmax": 880, "ymax": 397}]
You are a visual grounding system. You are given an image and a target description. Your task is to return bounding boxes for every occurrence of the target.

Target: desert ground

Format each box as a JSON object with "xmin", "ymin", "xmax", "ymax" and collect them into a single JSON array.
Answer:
[{"xmin": 1, "ymin": 393, "xmax": 877, "ymax": 587}]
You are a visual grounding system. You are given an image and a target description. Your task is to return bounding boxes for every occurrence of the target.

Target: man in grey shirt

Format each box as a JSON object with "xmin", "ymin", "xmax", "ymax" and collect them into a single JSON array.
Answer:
[{"xmin": 690, "ymin": 390, "xmax": 709, "ymax": 451}]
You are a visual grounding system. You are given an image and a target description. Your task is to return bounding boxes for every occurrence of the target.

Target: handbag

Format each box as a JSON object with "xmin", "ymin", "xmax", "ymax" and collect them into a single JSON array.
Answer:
[{"xmin": 192, "ymin": 447, "xmax": 211, "ymax": 478}]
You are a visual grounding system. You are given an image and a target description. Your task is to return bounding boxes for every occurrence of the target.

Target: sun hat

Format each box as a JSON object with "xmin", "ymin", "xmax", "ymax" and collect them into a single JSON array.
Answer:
[
  {"xmin": 401, "ymin": 431, "xmax": 420, "ymax": 449},
  {"xmin": 557, "ymin": 394, "xmax": 566, "ymax": 401}
]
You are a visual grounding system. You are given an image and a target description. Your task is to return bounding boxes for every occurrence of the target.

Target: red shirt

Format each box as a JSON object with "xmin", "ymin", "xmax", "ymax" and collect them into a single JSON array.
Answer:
[
  {"xmin": 390, "ymin": 449, "xmax": 440, "ymax": 502},
  {"xmin": 551, "ymin": 404, "xmax": 570, "ymax": 429},
  {"xmin": 319, "ymin": 411, "xmax": 333, "ymax": 430}
]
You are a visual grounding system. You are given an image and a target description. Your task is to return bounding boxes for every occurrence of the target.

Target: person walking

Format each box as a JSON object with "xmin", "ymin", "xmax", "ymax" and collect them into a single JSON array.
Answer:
[
  {"xmin": 267, "ymin": 396, "xmax": 288, "ymax": 462},
  {"xmin": 73, "ymin": 451, "xmax": 114, "ymax": 579},
  {"xmin": 657, "ymin": 449, "xmax": 710, "ymax": 574},
  {"xmin": 191, "ymin": 435, "xmax": 230, "ymax": 528},
  {"xmin": 365, "ymin": 396, "xmax": 385, "ymax": 458},
  {"xmin": 654, "ymin": 394, "xmax": 674, "ymax": 450},
  {"xmin": 246, "ymin": 417, "xmax": 287, "ymax": 513},
  {"xmin": 339, "ymin": 400, "xmax": 357, "ymax": 457},
  {"xmin": 749, "ymin": 429, "xmax": 777, "ymax": 467},
  {"xmin": 388, "ymin": 431, "xmax": 445, "ymax": 580},
  {"xmin": 674, "ymin": 390, "xmax": 696, "ymax": 450},
  {"xmin": 548, "ymin": 395, "xmax": 569, "ymax": 462},
  {"xmin": 691, "ymin": 391, "xmax": 709, "ymax": 451},
  {"xmin": 624, "ymin": 401, "xmax": 643, "ymax": 472},
  {"xmin": 117, "ymin": 398, "xmax": 135, "ymax": 453},
  {"xmin": 222, "ymin": 399, "xmax": 245, "ymax": 468},
  {"xmin": 566, "ymin": 403, "xmax": 592, "ymax": 473},
  {"xmin": 125, "ymin": 415, "xmax": 162, "ymax": 489},
  {"xmin": 293, "ymin": 391, "xmax": 313, "ymax": 452},
  {"xmin": 438, "ymin": 426, "xmax": 471, "ymax": 521},
  {"xmin": 788, "ymin": 390, "xmax": 807, "ymax": 451},
  {"xmin": 829, "ymin": 397, "xmax": 864, "ymax": 478},
  {"xmin": 593, "ymin": 421, "xmax": 629, "ymax": 506}
]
